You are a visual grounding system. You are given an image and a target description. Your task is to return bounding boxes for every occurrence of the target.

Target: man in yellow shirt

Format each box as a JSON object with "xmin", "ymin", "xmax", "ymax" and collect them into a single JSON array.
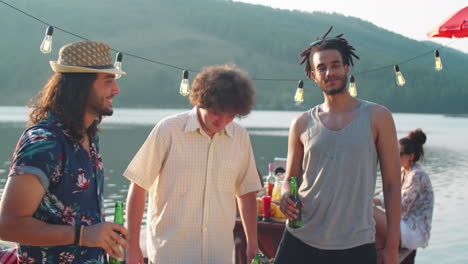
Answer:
[{"xmin": 123, "ymin": 64, "xmax": 262, "ymax": 264}]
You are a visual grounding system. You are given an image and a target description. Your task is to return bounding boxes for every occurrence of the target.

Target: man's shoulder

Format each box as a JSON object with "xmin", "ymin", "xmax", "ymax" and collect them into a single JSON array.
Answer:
[
  {"xmin": 292, "ymin": 109, "xmax": 312, "ymax": 127},
  {"xmin": 15, "ymin": 120, "xmax": 67, "ymax": 157},
  {"xmin": 365, "ymin": 101, "xmax": 390, "ymax": 114},
  {"xmin": 298, "ymin": 109, "xmax": 312, "ymax": 120},
  {"xmin": 24, "ymin": 119, "xmax": 64, "ymax": 139},
  {"xmin": 366, "ymin": 101, "xmax": 393, "ymax": 125},
  {"xmin": 156, "ymin": 110, "xmax": 191, "ymax": 128}
]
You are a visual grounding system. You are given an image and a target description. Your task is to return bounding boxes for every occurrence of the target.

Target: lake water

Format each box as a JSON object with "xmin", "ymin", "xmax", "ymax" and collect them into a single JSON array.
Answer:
[{"xmin": 0, "ymin": 106, "xmax": 467, "ymax": 263}]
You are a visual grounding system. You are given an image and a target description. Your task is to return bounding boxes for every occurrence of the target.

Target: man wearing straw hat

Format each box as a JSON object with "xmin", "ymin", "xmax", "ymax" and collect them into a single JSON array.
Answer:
[{"xmin": 0, "ymin": 40, "xmax": 127, "ymax": 263}]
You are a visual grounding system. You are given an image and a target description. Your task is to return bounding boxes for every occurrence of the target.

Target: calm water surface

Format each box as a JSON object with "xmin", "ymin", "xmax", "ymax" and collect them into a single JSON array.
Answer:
[{"xmin": 0, "ymin": 106, "xmax": 467, "ymax": 263}]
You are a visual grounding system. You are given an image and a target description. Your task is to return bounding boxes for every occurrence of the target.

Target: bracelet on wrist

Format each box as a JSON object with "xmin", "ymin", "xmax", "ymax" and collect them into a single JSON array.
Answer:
[{"xmin": 79, "ymin": 225, "xmax": 84, "ymax": 246}]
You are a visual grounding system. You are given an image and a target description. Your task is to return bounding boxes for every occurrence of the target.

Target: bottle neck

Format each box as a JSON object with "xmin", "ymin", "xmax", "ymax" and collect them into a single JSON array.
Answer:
[
  {"xmin": 114, "ymin": 204, "xmax": 124, "ymax": 224},
  {"xmin": 290, "ymin": 178, "xmax": 298, "ymax": 197}
]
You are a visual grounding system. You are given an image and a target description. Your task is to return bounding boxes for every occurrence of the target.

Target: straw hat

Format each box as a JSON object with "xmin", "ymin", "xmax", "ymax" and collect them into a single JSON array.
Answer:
[{"xmin": 50, "ymin": 40, "xmax": 126, "ymax": 75}]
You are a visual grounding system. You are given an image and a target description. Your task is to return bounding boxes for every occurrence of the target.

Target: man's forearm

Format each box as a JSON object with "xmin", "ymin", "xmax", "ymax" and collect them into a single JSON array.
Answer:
[
  {"xmin": 0, "ymin": 174, "xmax": 75, "ymax": 246},
  {"xmin": 0, "ymin": 216, "xmax": 75, "ymax": 246},
  {"xmin": 125, "ymin": 183, "xmax": 147, "ymax": 247},
  {"xmin": 237, "ymin": 192, "xmax": 258, "ymax": 244},
  {"xmin": 383, "ymin": 183, "xmax": 401, "ymax": 248}
]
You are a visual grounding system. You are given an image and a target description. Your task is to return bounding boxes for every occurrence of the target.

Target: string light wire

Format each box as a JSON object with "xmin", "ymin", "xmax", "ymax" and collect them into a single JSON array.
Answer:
[{"xmin": 0, "ymin": 0, "xmax": 460, "ymax": 82}]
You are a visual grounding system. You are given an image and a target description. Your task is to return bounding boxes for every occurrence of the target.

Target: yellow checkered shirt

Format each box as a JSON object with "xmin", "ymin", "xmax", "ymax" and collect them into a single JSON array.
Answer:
[{"xmin": 123, "ymin": 107, "xmax": 261, "ymax": 263}]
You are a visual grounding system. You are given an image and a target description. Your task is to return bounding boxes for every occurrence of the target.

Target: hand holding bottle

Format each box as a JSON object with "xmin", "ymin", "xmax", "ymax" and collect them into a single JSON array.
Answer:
[
  {"xmin": 279, "ymin": 178, "xmax": 295, "ymax": 220},
  {"xmin": 109, "ymin": 201, "xmax": 127, "ymax": 263},
  {"xmin": 251, "ymin": 253, "xmax": 271, "ymax": 264},
  {"xmin": 279, "ymin": 192, "xmax": 298, "ymax": 221},
  {"xmin": 287, "ymin": 177, "xmax": 302, "ymax": 228},
  {"xmin": 80, "ymin": 222, "xmax": 128, "ymax": 259},
  {"xmin": 279, "ymin": 177, "xmax": 302, "ymax": 228}
]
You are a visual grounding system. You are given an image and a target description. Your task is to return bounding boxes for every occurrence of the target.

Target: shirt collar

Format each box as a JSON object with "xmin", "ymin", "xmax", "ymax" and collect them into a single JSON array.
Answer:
[
  {"xmin": 46, "ymin": 112, "xmax": 59, "ymax": 122},
  {"xmin": 45, "ymin": 112, "xmax": 98, "ymax": 144},
  {"xmin": 184, "ymin": 107, "xmax": 199, "ymax": 133},
  {"xmin": 184, "ymin": 107, "xmax": 234, "ymax": 138}
]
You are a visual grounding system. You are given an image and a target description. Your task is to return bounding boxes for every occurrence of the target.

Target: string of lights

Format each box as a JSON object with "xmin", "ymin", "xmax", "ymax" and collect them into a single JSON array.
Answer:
[{"xmin": 0, "ymin": 0, "xmax": 459, "ymax": 102}]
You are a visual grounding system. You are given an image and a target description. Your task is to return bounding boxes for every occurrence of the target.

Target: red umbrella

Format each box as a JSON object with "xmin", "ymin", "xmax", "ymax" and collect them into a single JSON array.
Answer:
[{"xmin": 427, "ymin": 6, "xmax": 468, "ymax": 38}]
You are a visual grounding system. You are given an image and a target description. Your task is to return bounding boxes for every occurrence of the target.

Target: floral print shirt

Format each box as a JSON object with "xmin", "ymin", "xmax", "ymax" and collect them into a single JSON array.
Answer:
[
  {"xmin": 8, "ymin": 114, "xmax": 106, "ymax": 264},
  {"xmin": 400, "ymin": 164, "xmax": 434, "ymax": 247},
  {"xmin": 381, "ymin": 164, "xmax": 434, "ymax": 248}
]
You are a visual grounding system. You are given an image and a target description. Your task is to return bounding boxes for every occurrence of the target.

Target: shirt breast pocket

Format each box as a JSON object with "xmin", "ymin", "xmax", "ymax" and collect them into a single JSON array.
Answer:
[{"xmin": 213, "ymin": 157, "xmax": 241, "ymax": 194}]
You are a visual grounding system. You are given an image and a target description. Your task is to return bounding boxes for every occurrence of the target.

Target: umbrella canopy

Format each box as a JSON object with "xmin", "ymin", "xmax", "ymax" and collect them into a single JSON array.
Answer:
[{"xmin": 427, "ymin": 6, "xmax": 468, "ymax": 38}]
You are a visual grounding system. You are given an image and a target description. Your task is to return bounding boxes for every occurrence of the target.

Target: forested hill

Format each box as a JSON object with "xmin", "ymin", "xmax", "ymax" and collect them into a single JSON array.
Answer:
[{"xmin": 1, "ymin": 0, "xmax": 467, "ymax": 113}]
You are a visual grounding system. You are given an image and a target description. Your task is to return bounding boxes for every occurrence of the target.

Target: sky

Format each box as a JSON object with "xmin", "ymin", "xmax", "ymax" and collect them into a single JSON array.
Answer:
[{"xmin": 234, "ymin": 0, "xmax": 468, "ymax": 54}]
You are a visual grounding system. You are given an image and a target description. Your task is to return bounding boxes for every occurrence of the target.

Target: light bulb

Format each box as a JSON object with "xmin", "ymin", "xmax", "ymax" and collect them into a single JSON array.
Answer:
[
  {"xmin": 294, "ymin": 80, "xmax": 304, "ymax": 104},
  {"xmin": 179, "ymin": 70, "xmax": 190, "ymax": 96},
  {"xmin": 434, "ymin": 50, "xmax": 443, "ymax": 71},
  {"xmin": 349, "ymin": 75, "xmax": 357, "ymax": 97},
  {"xmin": 394, "ymin": 65, "xmax": 406, "ymax": 86},
  {"xmin": 114, "ymin": 52, "xmax": 123, "ymax": 79},
  {"xmin": 40, "ymin": 26, "xmax": 54, "ymax": 54}
]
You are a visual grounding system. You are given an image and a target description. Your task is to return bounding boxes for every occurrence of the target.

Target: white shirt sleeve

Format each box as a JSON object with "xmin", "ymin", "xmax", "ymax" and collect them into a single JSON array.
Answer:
[{"xmin": 123, "ymin": 121, "xmax": 171, "ymax": 191}]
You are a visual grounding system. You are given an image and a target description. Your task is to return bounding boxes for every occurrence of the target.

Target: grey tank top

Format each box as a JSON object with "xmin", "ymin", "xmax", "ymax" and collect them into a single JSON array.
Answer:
[{"xmin": 287, "ymin": 100, "xmax": 378, "ymax": 249}]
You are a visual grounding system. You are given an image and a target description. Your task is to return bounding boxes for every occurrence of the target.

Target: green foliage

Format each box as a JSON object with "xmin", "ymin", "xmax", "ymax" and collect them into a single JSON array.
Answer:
[{"xmin": 0, "ymin": 0, "xmax": 467, "ymax": 113}]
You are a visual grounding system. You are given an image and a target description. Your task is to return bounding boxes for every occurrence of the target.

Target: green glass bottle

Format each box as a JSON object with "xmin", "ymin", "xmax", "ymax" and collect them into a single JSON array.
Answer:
[
  {"xmin": 109, "ymin": 201, "xmax": 125, "ymax": 264},
  {"xmin": 250, "ymin": 253, "xmax": 261, "ymax": 264},
  {"xmin": 251, "ymin": 253, "xmax": 270, "ymax": 264},
  {"xmin": 288, "ymin": 177, "xmax": 302, "ymax": 228},
  {"xmin": 251, "ymin": 253, "xmax": 262, "ymax": 264}
]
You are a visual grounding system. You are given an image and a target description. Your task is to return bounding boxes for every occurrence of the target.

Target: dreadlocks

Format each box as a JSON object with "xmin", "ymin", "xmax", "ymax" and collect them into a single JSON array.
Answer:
[{"xmin": 299, "ymin": 26, "xmax": 360, "ymax": 79}]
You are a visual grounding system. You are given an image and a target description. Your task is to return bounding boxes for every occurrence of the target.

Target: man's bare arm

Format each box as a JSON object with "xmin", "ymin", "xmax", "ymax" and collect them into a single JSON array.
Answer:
[
  {"xmin": 125, "ymin": 182, "xmax": 147, "ymax": 264},
  {"xmin": 0, "ymin": 174, "xmax": 126, "ymax": 257},
  {"xmin": 280, "ymin": 112, "xmax": 307, "ymax": 219},
  {"xmin": 372, "ymin": 105, "xmax": 401, "ymax": 263}
]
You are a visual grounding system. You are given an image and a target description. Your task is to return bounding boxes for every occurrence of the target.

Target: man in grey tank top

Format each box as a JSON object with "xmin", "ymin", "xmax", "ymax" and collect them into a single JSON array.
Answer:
[{"xmin": 274, "ymin": 27, "xmax": 401, "ymax": 264}]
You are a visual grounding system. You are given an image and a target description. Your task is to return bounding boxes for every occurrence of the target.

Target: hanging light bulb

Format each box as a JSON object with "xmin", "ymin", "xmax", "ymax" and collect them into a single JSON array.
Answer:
[
  {"xmin": 394, "ymin": 65, "xmax": 406, "ymax": 86},
  {"xmin": 294, "ymin": 80, "xmax": 304, "ymax": 104},
  {"xmin": 114, "ymin": 52, "xmax": 123, "ymax": 79},
  {"xmin": 434, "ymin": 50, "xmax": 443, "ymax": 71},
  {"xmin": 348, "ymin": 75, "xmax": 357, "ymax": 97},
  {"xmin": 179, "ymin": 70, "xmax": 190, "ymax": 96},
  {"xmin": 40, "ymin": 26, "xmax": 54, "ymax": 54}
]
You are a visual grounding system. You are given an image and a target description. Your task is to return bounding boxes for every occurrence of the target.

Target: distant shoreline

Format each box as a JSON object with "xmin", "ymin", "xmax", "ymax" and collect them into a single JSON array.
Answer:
[{"xmin": 444, "ymin": 114, "xmax": 468, "ymax": 118}]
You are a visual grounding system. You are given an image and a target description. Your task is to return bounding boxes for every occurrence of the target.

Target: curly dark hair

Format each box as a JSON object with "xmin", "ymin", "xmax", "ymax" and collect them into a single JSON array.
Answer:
[
  {"xmin": 28, "ymin": 72, "xmax": 101, "ymax": 144},
  {"xmin": 399, "ymin": 128, "xmax": 427, "ymax": 163},
  {"xmin": 299, "ymin": 26, "xmax": 360, "ymax": 79},
  {"xmin": 189, "ymin": 64, "xmax": 256, "ymax": 117}
]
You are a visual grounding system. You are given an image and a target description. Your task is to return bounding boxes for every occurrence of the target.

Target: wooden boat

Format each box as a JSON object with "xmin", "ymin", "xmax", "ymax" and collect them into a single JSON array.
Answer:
[{"xmin": 233, "ymin": 219, "xmax": 416, "ymax": 264}]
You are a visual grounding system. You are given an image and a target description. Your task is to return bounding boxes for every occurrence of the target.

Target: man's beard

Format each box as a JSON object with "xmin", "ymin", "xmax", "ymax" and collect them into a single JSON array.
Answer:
[
  {"xmin": 88, "ymin": 96, "xmax": 113, "ymax": 117},
  {"xmin": 319, "ymin": 75, "xmax": 347, "ymax": 95}
]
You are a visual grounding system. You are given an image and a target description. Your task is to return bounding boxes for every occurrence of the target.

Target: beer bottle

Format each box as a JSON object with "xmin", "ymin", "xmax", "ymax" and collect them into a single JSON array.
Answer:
[
  {"xmin": 109, "ymin": 201, "xmax": 125, "ymax": 264},
  {"xmin": 251, "ymin": 253, "xmax": 262, "ymax": 264},
  {"xmin": 251, "ymin": 253, "xmax": 270, "ymax": 264},
  {"xmin": 288, "ymin": 177, "xmax": 302, "ymax": 228}
]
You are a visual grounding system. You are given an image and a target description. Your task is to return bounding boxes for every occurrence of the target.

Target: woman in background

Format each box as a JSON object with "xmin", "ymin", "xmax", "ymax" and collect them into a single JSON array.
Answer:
[{"xmin": 374, "ymin": 129, "xmax": 434, "ymax": 255}]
